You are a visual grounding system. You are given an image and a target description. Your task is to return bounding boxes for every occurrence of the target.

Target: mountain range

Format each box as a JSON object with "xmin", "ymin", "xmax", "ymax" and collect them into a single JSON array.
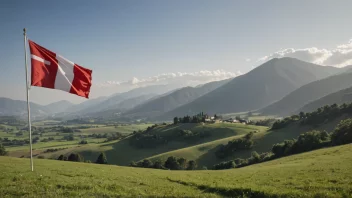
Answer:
[
  {"xmin": 1, "ymin": 57, "xmax": 351, "ymax": 120},
  {"xmin": 157, "ymin": 57, "xmax": 342, "ymax": 119}
]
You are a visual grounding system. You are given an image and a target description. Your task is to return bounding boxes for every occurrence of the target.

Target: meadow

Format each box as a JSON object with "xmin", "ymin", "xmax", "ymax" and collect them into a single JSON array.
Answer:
[
  {"xmin": 0, "ymin": 144, "xmax": 351, "ymax": 197},
  {"xmin": 0, "ymin": 122, "xmax": 153, "ymax": 158}
]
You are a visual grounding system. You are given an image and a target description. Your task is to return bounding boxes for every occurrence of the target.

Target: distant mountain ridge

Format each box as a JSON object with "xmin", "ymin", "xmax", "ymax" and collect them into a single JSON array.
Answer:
[
  {"xmin": 123, "ymin": 79, "xmax": 231, "ymax": 118},
  {"xmin": 260, "ymin": 69, "xmax": 352, "ymax": 116},
  {"xmin": 158, "ymin": 57, "xmax": 342, "ymax": 119},
  {"xmin": 0, "ymin": 97, "xmax": 50, "ymax": 118},
  {"xmin": 298, "ymin": 87, "xmax": 352, "ymax": 114}
]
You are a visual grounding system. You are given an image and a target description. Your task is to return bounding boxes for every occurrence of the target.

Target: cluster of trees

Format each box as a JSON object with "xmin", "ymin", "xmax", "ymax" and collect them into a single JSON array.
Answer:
[
  {"xmin": 272, "ymin": 103, "xmax": 352, "ymax": 130},
  {"xmin": 130, "ymin": 127, "xmax": 211, "ymax": 149},
  {"xmin": 0, "ymin": 116, "xmax": 25, "ymax": 126},
  {"xmin": 213, "ymin": 118, "xmax": 352, "ymax": 170},
  {"xmin": 44, "ymin": 147, "xmax": 67, "ymax": 153},
  {"xmin": 57, "ymin": 152, "xmax": 107, "ymax": 164},
  {"xmin": 0, "ymin": 138, "xmax": 29, "ymax": 146},
  {"xmin": 131, "ymin": 156, "xmax": 197, "ymax": 170},
  {"xmin": 79, "ymin": 140, "xmax": 88, "ymax": 144},
  {"xmin": 177, "ymin": 129, "xmax": 211, "ymax": 142},
  {"xmin": 0, "ymin": 144, "xmax": 7, "ymax": 156},
  {"xmin": 173, "ymin": 112, "xmax": 219, "ymax": 124},
  {"xmin": 215, "ymin": 132, "xmax": 254, "ymax": 158},
  {"xmin": 62, "ymin": 134, "xmax": 74, "ymax": 141},
  {"xmin": 248, "ymin": 119, "xmax": 276, "ymax": 127},
  {"xmin": 130, "ymin": 133, "xmax": 167, "ymax": 149}
]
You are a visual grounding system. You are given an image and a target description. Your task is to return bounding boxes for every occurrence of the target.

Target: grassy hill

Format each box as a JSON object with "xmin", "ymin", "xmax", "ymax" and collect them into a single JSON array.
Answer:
[
  {"xmin": 40, "ymin": 123, "xmax": 268, "ymax": 166},
  {"xmin": 146, "ymin": 114, "xmax": 349, "ymax": 168},
  {"xmin": 0, "ymin": 144, "xmax": 351, "ymax": 197},
  {"xmin": 159, "ymin": 58, "xmax": 341, "ymax": 120}
]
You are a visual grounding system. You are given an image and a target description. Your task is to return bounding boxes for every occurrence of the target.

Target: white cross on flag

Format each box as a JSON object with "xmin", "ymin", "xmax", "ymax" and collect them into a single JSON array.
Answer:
[{"xmin": 28, "ymin": 40, "xmax": 92, "ymax": 98}]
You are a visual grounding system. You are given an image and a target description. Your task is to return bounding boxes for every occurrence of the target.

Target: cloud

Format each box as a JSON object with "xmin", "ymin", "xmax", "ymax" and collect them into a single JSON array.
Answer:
[
  {"xmin": 245, "ymin": 58, "xmax": 251, "ymax": 62},
  {"xmin": 97, "ymin": 70, "xmax": 242, "ymax": 88},
  {"xmin": 257, "ymin": 39, "xmax": 352, "ymax": 67}
]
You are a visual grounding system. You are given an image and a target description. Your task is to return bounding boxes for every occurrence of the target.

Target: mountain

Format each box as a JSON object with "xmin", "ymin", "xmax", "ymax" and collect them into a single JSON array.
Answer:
[
  {"xmin": 73, "ymin": 84, "xmax": 181, "ymax": 115},
  {"xmin": 260, "ymin": 69, "xmax": 352, "ymax": 116},
  {"xmin": 44, "ymin": 100, "xmax": 73, "ymax": 114},
  {"xmin": 0, "ymin": 97, "xmax": 49, "ymax": 118},
  {"xmin": 123, "ymin": 79, "xmax": 231, "ymax": 118},
  {"xmin": 298, "ymin": 86, "xmax": 352, "ymax": 113},
  {"xmin": 85, "ymin": 94, "xmax": 158, "ymax": 118},
  {"xmin": 159, "ymin": 58, "xmax": 341, "ymax": 119}
]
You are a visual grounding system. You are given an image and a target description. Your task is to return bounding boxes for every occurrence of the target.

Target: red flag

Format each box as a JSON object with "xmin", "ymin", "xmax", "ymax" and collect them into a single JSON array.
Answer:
[{"xmin": 28, "ymin": 40, "xmax": 92, "ymax": 98}]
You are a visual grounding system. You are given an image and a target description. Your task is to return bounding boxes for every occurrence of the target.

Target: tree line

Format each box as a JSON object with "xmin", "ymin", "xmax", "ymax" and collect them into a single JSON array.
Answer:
[
  {"xmin": 130, "ymin": 156, "xmax": 198, "ymax": 170},
  {"xmin": 57, "ymin": 152, "xmax": 108, "ymax": 164},
  {"xmin": 213, "ymin": 118, "xmax": 352, "ymax": 170},
  {"xmin": 215, "ymin": 132, "xmax": 254, "ymax": 158},
  {"xmin": 272, "ymin": 103, "xmax": 352, "ymax": 130},
  {"xmin": 173, "ymin": 112, "xmax": 222, "ymax": 124}
]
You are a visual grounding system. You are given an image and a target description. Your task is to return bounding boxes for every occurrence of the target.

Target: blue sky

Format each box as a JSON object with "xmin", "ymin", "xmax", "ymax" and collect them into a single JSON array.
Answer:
[{"xmin": 1, "ymin": 0, "xmax": 352, "ymax": 104}]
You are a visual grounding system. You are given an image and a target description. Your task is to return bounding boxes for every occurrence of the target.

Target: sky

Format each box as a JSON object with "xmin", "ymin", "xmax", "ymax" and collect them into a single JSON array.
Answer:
[{"xmin": 1, "ymin": 0, "xmax": 352, "ymax": 105}]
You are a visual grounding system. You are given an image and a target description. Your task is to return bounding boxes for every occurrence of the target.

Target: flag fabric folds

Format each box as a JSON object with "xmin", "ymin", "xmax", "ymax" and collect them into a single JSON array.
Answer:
[{"xmin": 28, "ymin": 40, "xmax": 92, "ymax": 98}]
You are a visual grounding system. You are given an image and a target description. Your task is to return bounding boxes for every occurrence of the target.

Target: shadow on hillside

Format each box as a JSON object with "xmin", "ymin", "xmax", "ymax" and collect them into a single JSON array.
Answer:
[{"xmin": 166, "ymin": 178, "xmax": 274, "ymax": 197}]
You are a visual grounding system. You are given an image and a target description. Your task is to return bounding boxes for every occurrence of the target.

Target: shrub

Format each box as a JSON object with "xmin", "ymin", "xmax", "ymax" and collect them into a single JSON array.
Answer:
[
  {"xmin": 95, "ymin": 152, "xmax": 108, "ymax": 164},
  {"xmin": 187, "ymin": 160, "xmax": 197, "ymax": 170},
  {"xmin": 79, "ymin": 140, "xmax": 88, "ymax": 144},
  {"xmin": 68, "ymin": 153, "xmax": 84, "ymax": 162},
  {"xmin": 164, "ymin": 156, "xmax": 180, "ymax": 170},
  {"xmin": 215, "ymin": 133, "xmax": 254, "ymax": 158},
  {"xmin": 0, "ymin": 144, "xmax": 7, "ymax": 156},
  {"xmin": 57, "ymin": 155, "xmax": 64, "ymax": 160},
  {"xmin": 331, "ymin": 118, "xmax": 352, "ymax": 145},
  {"xmin": 142, "ymin": 159, "xmax": 152, "ymax": 168},
  {"xmin": 213, "ymin": 160, "xmax": 236, "ymax": 170}
]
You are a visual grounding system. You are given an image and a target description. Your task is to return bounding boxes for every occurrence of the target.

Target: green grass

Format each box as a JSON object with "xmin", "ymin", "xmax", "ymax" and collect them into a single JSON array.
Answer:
[
  {"xmin": 79, "ymin": 123, "xmax": 153, "ymax": 135},
  {"xmin": 3, "ymin": 123, "xmax": 153, "ymax": 160},
  {"xmin": 48, "ymin": 123, "xmax": 268, "ymax": 166},
  {"xmin": 0, "ymin": 144, "xmax": 351, "ymax": 197},
  {"xmin": 144, "ymin": 116, "xmax": 349, "ymax": 168}
]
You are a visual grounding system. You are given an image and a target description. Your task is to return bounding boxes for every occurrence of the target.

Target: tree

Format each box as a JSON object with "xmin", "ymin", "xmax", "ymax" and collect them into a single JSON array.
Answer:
[
  {"xmin": 164, "ymin": 156, "xmax": 180, "ymax": 170},
  {"xmin": 142, "ymin": 159, "xmax": 152, "ymax": 168},
  {"xmin": 96, "ymin": 152, "xmax": 108, "ymax": 164},
  {"xmin": 0, "ymin": 144, "xmax": 7, "ymax": 156},
  {"xmin": 153, "ymin": 160, "xmax": 164, "ymax": 169},
  {"xmin": 177, "ymin": 158, "xmax": 187, "ymax": 170},
  {"xmin": 187, "ymin": 160, "xmax": 197, "ymax": 170},
  {"xmin": 173, "ymin": 117, "xmax": 178, "ymax": 125},
  {"xmin": 57, "ymin": 155, "xmax": 64, "ymax": 160},
  {"xmin": 79, "ymin": 140, "xmax": 88, "ymax": 144},
  {"xmin": 68, "ymin": 153, "xmax": 83, "ymax": 162},
  {"xmin": 331, "ymin": 119, "xmax": 352, "ymax": 145}
]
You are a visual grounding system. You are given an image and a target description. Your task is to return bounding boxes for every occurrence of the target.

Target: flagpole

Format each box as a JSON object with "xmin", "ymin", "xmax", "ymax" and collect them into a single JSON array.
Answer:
[{"xmin": 23, "ymin": 28, "xmax": 33, "ymax": 172}]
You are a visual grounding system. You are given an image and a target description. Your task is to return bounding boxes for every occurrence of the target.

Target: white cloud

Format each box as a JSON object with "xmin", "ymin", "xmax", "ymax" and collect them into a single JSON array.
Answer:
[
  {"xmin": 257, "ymin": 39, "xmax": 352, "ymax": 67},
  {"xmin": 97, "ymin": 70, "xmax": 241, "ymax": 88}
]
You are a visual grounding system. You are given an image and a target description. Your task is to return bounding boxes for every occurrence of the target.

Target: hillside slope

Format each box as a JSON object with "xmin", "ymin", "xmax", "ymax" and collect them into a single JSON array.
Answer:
[
  {"xmin": 160, "ymin": 58, "xmax": 341, "ymax": 119},
  {"xmin": 44, "ymin": 100, "xmax": 73, "ymax": 114},
  {"xmin": 41, "ymin": 123, "xmax": 267, "ymax": 166},
  {"xmin": 261, "ymin": 69, "xmax": 352, "ymax": 116},
  {"xmin": 124, "ymin": 79, "xmax": 231, "ymax": 118},
  {"xmin": 0, "ymin": 144, "xmax": 351, "ymax": 197},
  {"xmin": 298, "ymin": 86, "xmax": 352, "ymax": 113}
]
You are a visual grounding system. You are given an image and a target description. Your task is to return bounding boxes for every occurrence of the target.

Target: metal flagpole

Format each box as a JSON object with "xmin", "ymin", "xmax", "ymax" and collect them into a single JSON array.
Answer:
[{"xmin": 23, "ymin": 28, "xmax": 33, "ymax": 172}]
